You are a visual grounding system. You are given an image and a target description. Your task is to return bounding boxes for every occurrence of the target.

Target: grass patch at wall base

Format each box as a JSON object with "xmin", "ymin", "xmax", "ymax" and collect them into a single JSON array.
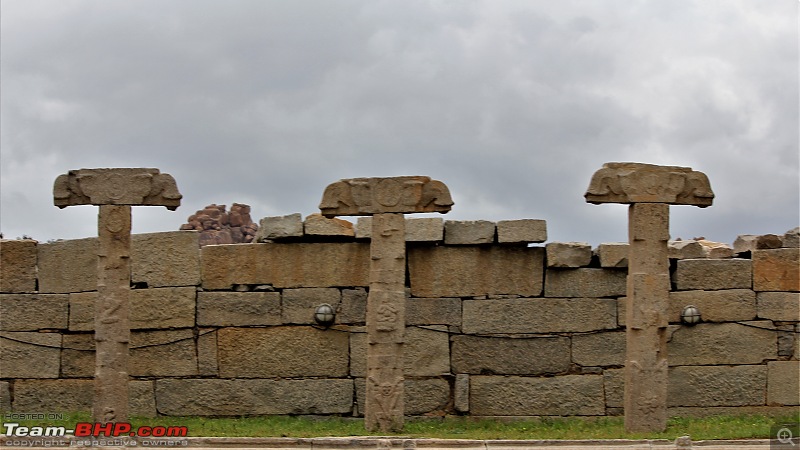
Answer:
[{"xmin": 3, "ymin": 413, "xmax": 797, "ymax": 440}]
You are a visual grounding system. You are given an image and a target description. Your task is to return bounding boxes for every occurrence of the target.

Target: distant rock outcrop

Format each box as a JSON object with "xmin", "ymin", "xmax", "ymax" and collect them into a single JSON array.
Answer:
[{"xmin": 179, "ymin": 203, "xmax": 257, "ymax": 246}]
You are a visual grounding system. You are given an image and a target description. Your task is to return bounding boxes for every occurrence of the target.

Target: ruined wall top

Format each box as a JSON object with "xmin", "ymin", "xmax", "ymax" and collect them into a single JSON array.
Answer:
[
  {"xmin": 319, "ymin": 176, "xmax": 453, "ymax": 217},
  {"xmin": 585, "ymin": 162, "xmax": 714, "ymax": 207},
  {"xmin": 54, "ymin": 168, "xmax": 182, "ymax": 210}
]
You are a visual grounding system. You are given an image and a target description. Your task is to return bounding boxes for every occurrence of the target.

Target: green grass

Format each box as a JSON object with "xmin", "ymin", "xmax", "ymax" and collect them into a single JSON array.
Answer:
[{"xmin": 4, "ymin": 413, "xmax": 798, "ymax": 440}]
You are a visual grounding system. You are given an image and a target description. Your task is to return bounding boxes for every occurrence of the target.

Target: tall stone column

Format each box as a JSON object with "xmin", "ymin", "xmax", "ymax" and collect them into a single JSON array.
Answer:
[
  {"xmin": 365, "ymin": 213, "xmax": 405, "ymax": 431},
  {"xmin": 585, "ymin": 162, "xmax": 713, "ymax": 433},
  {"xmin": 320, "ymin": 176, "xmax": 452, "ymax": 432},
  {"xmin": 54, "ymin": 168, "xmax": 181, "ymax": 423},
  {"xmin": 95, "ymin": 205, "xmax": 132, "ymax": 422}
]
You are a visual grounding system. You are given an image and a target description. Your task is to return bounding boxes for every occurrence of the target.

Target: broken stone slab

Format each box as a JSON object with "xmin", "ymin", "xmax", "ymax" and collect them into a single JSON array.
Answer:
[
  {"xmin": 496, "ymin": 219, "xmax": 547, "ymax": 244},
  {"xmin": 733, "ymin": 235, "xmax": 759, "ymax": 254},
  {"xmin": 444, "ymin": 220, "xmax": 495, "ymax": 245},
  {"xmin": 756, "ymin": 234, "xmax": 783, "ymax": 249},
  {"xmin": 584, "ymin": 162, "xmax": 714, "ymax": 206},
  {"xmin": 784, "ymin": 227, "xmax": 800, "ymax": 248},
  {"xmin": 595, "ymin": 243, "xmax": 629, "ymax": 268},
  {"xmin": 668, "ymin": 240, "xmax": 706, "ymax": 259},
  {"xmin": 253, "ymin": 213, "xmax": 303, "ymax": 242},
  {"xmin": 546, "ymin": 242, "xmax": 592, "ymax": 268},
  {"xmin": 319, "ymin": 176, "xmax": 452, "ymax": 217},
  {"xmin": 303, "ymin": 213, "xmax": 355, "ymax": 237},
  {"xmin": 697, "ymin": 239, "xmax": 733, "ymax": 259},
  {"xmin": 54, "ymin": 168, "xmax": 181, "ymax": 210}
]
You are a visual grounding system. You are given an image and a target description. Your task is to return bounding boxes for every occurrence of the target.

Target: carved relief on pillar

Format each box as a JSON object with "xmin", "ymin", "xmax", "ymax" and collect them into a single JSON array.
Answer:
[
  {"xmin": 54, "ymin": 168, "xmax": 182, "ymax": 210},
  {"xmin": 319, "ymin": 176, "xmax": 453, "ymax": 217},
  {"xmin": 585, "ymin": 162, "xmax": 713, "ymax": 207}
]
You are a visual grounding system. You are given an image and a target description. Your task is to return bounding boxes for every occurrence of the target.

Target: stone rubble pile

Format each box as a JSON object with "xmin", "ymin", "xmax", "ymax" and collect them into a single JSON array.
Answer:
[{"xmin": 180, "ymin": 203, "xmax": 258, "ymax": 247}]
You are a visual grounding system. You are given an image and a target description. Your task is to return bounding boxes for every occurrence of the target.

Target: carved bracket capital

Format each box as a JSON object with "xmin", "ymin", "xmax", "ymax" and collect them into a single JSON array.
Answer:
[
  {"xmin": 319, "ymin": 176, "xmax": 453, "ymax": 217},
  {"xmin": 54, "ymin": 168, "xmax": 182, "ymax": 210},
  {"xmin": 585, "ymin": 162, "xmax": 713, "ymax": 207}
]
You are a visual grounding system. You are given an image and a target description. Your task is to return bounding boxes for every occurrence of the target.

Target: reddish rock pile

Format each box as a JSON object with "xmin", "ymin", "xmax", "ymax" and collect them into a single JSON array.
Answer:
[{"xmin": 179, "ymin": 203, "xmax": 258, "ymax": 247}]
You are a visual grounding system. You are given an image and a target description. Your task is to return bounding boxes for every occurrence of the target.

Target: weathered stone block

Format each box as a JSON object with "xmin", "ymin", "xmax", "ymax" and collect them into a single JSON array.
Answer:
[
  {"xmin": 757, "ymin": 292, "xmax": 800, "ymax": 321},
  {"xmin": 13, "ymin": 379, "xmax": 92, "ymax": 413},
  {"xmin": 131, "ymin": 329, "xmax": 198, "ymax": 377},
  {"xmin": 197, "ymin": 291, "xmax": 281, "ymax": 326},
  {"xmin": 356, "ymin": 217, "xmax": 445, "ymax": 242},
  {"xmin": 669, "ymin": 321, "xmax": 776, "ymax": 365},
  {"xmin": 784, "ymin": 227, "xmax": 800, "ymax": 248},
  {"xmin": 218, "ymin": 326, "xmax": 349, "ymax": 378},
  {"xmin": 405, "ymin": 378, "xmax": 450, "ymax": 415},
  {"xmin": 201, "ymin": 243, "xmax": 370, "ymax": 290},
  {"xmin": 379, "ymin": 327, "xmax": 448, "ymax": 376},
  {"xmin": 198, "ymin": 328, "xmax": 218, "ymax": 376},
  {"xmin": 444, "ymin": 220, "xmax": 495, "ymax": 245},
  {"xmin": 406, "ymin": 218, "xmax": 445, "ymax": 242},
  {"xmin": 409, "ymin": 246, "xmax": 544, "ymax": 298},
  {"xmin": 67, "ymin": 288, "xmax": 195, "ymax": 331},
  {"xmin": 603, "ymin": 369, "xmax": 624, "ymax": 408},
  {"xmin": 753, "ymin": 249, "xmax": 800, "ymax": 292},
  {"xmin": 544, "ymin": 269, "xmax": 627, "ymax": 298},
  {"xmin": 156, "ymin": 378, "xmax": 353, "ymax": 415},
  {"xmin": 11, "ymin": 379, "xmax": 154, "ymax": 415},
  {"xmin": 61, "ymin": 333, "xmax": 94, "ymax": 377},
  {"xmin": 37, "ymin": 238, "xmax": 97, "ymax": 293},
  {"xmin": 546, "ymin": 242, "xmax": 592, "ymax": 268},
  {"xmin": 254, "ymin": 213, "xmax": 303, "ymax": 241},
  {"xmin": 733, "ymin": 235, "xmax": 758, "ymax": 254},
  {"xmin": 131, "ymin": 287, "xmax": 195, "ymax": 329},
  {"xmin": 669, "ymin": 240, "xmax": 705, "ymax": 259},
  {"xmin": 673, "ymin": 259, "xmax": 752, "ymax": 291},
  {"xmin": 668, "ymin": 365, "xmax": 767, "ymax": 407},
  {"xmin": 339, "ymin": 288, "xmax": 367, "ymax": 324},
  {"xmin": 0, "ymin": 294, "xmax": 69, "ymax": 331},
  {"xmin": 304, "ymin": 213, "xmax": 354, "ymax": 237},
  {"xmin": 406, "ymin": 297, "xmax": 461, "ymax": 326},
  {"xmin": 596, "ymin": 243, "xmax": 628, "ymax": 268},
  {"xmin": 452, "ymin": 335, "xmax": 570, "ymax": 375},
  {"xmin": 354, "ymin": 378, "xmax": 450, "ymax": 416},
  {"xmin": 0, "ymin": 381, "xmax": 10, "ymax": 412},
  {"xmin": 756, "ymin": 234, "xmax": 784, "ymax": 249},
  {"xmin": 767, "ymin": 361, "xmax": 800, "ymax": 406},
  {"xmin": 455, "ymin": 374, "xmax": 469, "ymax": 413},
  {"xmin": 68, "ymin": 292, "xmax": 94, "ymax": 331},
  {"xmin": 470, "ymin": 375, "xmax": 604, "ymax": 416},
  {"xmin": 350, "ymin": 326, "xmax": 450, "ymax": 377},
  {"xmin": 0, "ymin": 239, "xmax": 37, "ymax": 293},
  {"xmin": 131, "ymin": 231, "xmax": 200, "ymax": 288},
  {"xmin": 496, "ymin": 219, "xmax": 547, "ymax": 244},
  {"xmin": 63, "ymin": 330, "xmax": 193, "ymax": 378},
  {"xmin": 282, "ymin": 288, "xmax": 341, "ymax": 324},
  {"xmin": 462, "ymin": 297, "xmax": 616, "ymax": 334},
  {"xmin": 669, "ymin": 289, "xmax": 756, "ymax": 323},
  {"xmin": 572, "ymin": 332, "xmax": 625, "ymax": 367},
  {"xmin": 697, "ymin": 240, "xmax": 733, "ymax": 259},
  {"xmin": 0, "ymin": 332, "xmax": 60, "ymax": 378},
  {"xmin": 130, "ymin": 380, "xmax": 157, "ymax": 417}
]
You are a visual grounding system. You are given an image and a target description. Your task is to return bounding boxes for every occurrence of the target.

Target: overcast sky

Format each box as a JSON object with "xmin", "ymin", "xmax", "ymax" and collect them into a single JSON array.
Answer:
[{"xmin": 1, "ymin": 1, "xmax": 798, "ymax": 246}]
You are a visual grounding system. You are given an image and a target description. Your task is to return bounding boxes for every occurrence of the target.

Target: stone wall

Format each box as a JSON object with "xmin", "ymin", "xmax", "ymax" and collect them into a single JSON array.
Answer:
[{"xmin": 1, "ymin": 217, "xmax": 798, "ymax": 418}]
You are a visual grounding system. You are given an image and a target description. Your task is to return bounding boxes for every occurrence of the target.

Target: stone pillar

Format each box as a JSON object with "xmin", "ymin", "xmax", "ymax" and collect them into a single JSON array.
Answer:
[
  {"xmin": 585, "ymin": 162, "xmax": 713, "ymax": 433},
  {"xmin": 319, "ymin": 176, "xmax": 452, "ymax": 432},
  {"xmin": 365, "ymin": 213, "xmax": 405, "ymax": 431},
  {"xmin": 54, "ymin": 168, "xmax": 181, "ymax": 423},
  {"xmin": 95, "ymin": 205, "xmax": 132, "ymax": 422}
]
